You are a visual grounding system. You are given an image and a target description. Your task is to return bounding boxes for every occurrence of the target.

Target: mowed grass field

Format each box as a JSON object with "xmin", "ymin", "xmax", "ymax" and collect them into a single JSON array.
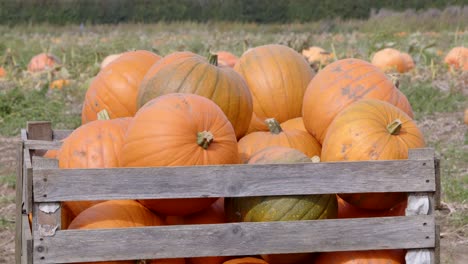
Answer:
[{"xmin": 0, "ymin": 10, "xmax": 467, "ymax": 263}]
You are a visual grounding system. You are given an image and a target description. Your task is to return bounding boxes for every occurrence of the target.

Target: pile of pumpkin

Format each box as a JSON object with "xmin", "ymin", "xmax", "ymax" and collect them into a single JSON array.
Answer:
[{"xmin": 44, "ymin": 44, "xmax": 430, "ymax": 264}]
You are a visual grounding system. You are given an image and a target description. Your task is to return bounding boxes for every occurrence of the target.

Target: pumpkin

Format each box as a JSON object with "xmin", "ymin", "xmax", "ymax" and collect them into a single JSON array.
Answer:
[
  {"xmin": 217, "ymin": 51, "xmax": 239, "ymax": 68},
  {"xmin": 464, "ymin": 108, "xmax": 468, "ymax": 125},
  {"xmin": 280, "ymin": 117, "xmax": 306, "ymax": 132},
  {"xmin": 120, "ymin": 93, "xmax": 239, "ymax": 216},
  {"xmin": 226, "ymin": 147, "xmax": 337, "ymax": 264},
  {"xmin": 49, "ymin": 79, "xmax": 70, "ymax": 90},
  {"xmin": 237, "ymin": 118, "xmax": 321, "ymax": 163},
  {"xmin": 58, "ymin": 116, "xmax": 132, "ymax": 228},
  {"xmin": 167, "ymin": 198, "xmax": 228, "ymax": 264},
  {"xmin": 314, "ymin": 249, "xmax": 406, "ymax": 264},
  {"xmin": 137, "ymin": 52, "xmax": 253, "ymax": 139},
  {"xmin": 81, "ymin": 50, "xmax": 161, "ymax": 124},
  {"xmin": 401, "ymin": 52, "xmax": 415, "ymax": 71},
  {"xmin": 100, "ymin": 53, "xmax": 123, "ymax": 69},
  {"xmin": 321, "ymin": 99, "xmax": 425, "ymax": 210},
  {"xmin": 0, "ymin": 66, "xmax": 6, "ymax": 78},
  {"xmin": 68, "ymin": 200, "xmax": 184, "ymax": 264},
  {"xmin": 302, "ymin": 58, "xmax": 414, "ymax": 144},
  {"xmin": 223, "ymin": 258, "xmax": 268, "ymax": 264},
  {"xmin": 371, "ymin": 48, "xmax": 409, "ymax": 73},
  {"xmin": 43, "ymin": 149, "xmax": 59, "ymax": 159},
  {"xmin": 27, "ymin": 53, "xmax": 61, "ymax": 73},
  {"xmin": 444, "ymin": 47, "xmax": 468, "ymax": 71},
  {"xmin": 234, "ymin": 44, "xmax": 314, "ymax": 133},
  {"xmin": 337, "ymin": 195, "xmax": 406, "ymax": 219},
  {"xmin": 301, "ymin": 46, "xmax": 334, "ymax": 65}
]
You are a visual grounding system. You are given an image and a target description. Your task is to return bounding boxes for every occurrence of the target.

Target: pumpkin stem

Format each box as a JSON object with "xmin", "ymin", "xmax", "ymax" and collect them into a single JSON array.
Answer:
[
  {"xmin": 387, "ymin": 119, "xmax": 402, "ymax": 135},
  {"xmin": 197, "ymin": 131, "xmax": 214, "ymax": 149},
  {"xmin": 97, "ymin": 109, "xmax": 110, "ymax": 120},
  {"xmin": 387, "ymin": 73, "xmax": 400, "ymax": 89},
  {"xmin": 265, "ymin": 118, "xmax": 283, "ymax": 134},
  {"xmin": 208, "ymin": 53, "xmax": 218, "ymax": 66}
]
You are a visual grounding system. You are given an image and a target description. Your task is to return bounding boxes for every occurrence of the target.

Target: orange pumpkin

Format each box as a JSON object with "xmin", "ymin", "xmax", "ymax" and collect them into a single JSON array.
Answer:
[
  {"xmin": 337, "ymin": 195, "xmax": 406, "ymax": 219},
  {"xmin": 234, "ymin": 44, "xmax": 314, "ymax": 133},
  {"xmin": 0, "ymin": 66, "xmax": 6, "ymax": 78},
  {"xmin": 43, "ymin": 149, "xmax": 59, "ymax": 159},
  {"xmin": 217, "ymin": 51, "xmax": 239, "ymax": 68},
  {"xmin": 314, "ymin": 250, "xmax": 405, "ymax": 264},
  {"xmin": 137, "ymin": 52, "xmax": 253, "ymax": 139},
  {"xmin": 68, "ymin": 200, "xmax": 183, "ymax": 264},
  {"xmin": 321, "ymin": 99, "xmax": 425, "ymax": 210},
  {"xmin": 400, "ymin": 52, "xmax": 415, "ymax": 71},
  {"xmin": 167, "ymin": 198, "xmax": 228, "ymax": 264},
  {"xmin": 81, "ymin": 50, "xmax": 161, "ymax": 124},
  {"xmin": 120, "ymin": 93, "xmax": 239, "ymax": 216},
  {"xmin": 27, "ymin": 53, "xmax": 61, "ymax": 73},
  {"xmin": 49, "ymin": 79, "xmax": 70, "ymax": 90},
  {"xmin": 237, "ymin": 118, "xmax": 321, "ymax": 163},
  {"xmin": 301, "ymin": 46, "xmax": 334, "ymax": 65},
  {"xmin": 100, "ymin": 53, "xmax": 123, "ymax": 69},
  {"xmin": 58, "ymin": 117, "xmax": 132, "ymax": 228},
  {"xmin": 444, "ymin": 47, "xmax": 468, "ymax": 71},
  {"xmin": 223, "ymin": 258, "xmax": 268, "ymax": 264},
  {"xmin": 464, "ymin": 108, "xmax": 468, "ymax": 125},
  {"xmin": 280, "ymin": 117, "xmax": 306, "ymax": 132},
  {"xmin": 302, "ymin": 58, "xmax": 414, "ymax": 144},
  {"xmin": 371, "ymin": 48, "xmax": 409, "ymax": 73}
]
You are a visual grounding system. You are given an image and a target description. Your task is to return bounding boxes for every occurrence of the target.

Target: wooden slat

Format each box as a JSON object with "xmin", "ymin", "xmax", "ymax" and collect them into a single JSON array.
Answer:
[
  {"xmin": 32, "ymin": 156, "xmax": 58, "ymax": 169},
  {"xmin": 21, "ymin": 215, "xmax": 32, "ymax": 264},
  {"xmin": 33, "ymin": 215, "xmax": 435, "ymax": 263},
  {"xmin": 22, "ymin": 149, "xmax": 32, "ymax": 214},
  {"xmin": 15, "ymin": 142, "xmax": 23, "ymax": 264},
  {"xmin": 52, "ymin": 129, "xmax": 73, "ymax": 140},
  {"xmin": 23, "ymin": 140, "xmax": 62, "ymax": 151},
  {"xmin": 435, "ymin": 225, "xmax": 440, "ymax": 264},
  {"xmin": 434, "ymin": 158, "xmax": 441, "ymax": 210},
  {"xmin": 33, "ymin": 159, "xmax": 435, "ymax": 201},
  {"xmin": 26, "ymin": 122, "xmax": 53, "ymax": 141}
]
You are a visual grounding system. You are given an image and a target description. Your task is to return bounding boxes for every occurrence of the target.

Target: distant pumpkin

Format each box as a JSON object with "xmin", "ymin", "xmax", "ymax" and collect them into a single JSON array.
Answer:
[
  {"xmin": 217, "ymin": 51, "xmax": 239, "ymax": 67},
  {"xmin": 49, "ymin": 79, "xmax": 70, "ymax": 90},
  {"xmin": 0, "ymin": 67, "xmax": 6, "ymax": 78},
  {"xmin": 302, "ymin": 46, "xmax": 334, "ymax": 65},
  {"xmin": 444, "ymin": 47, "xmax": 468, "ymax": 71},
  {"xmin": 371, "ymin": 48, "xmax": 412, "ymax": 73},
  {"xmin": 27, "ymin": 53, "xmax": 61, "ymax": 73}
]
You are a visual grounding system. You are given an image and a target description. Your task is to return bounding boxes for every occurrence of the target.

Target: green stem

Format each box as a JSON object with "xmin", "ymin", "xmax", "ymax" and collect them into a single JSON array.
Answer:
[
  {"xmin": 197, "ymin": 131, "xmax": 214, "ymax": 149},
  {"xmin": 265, "ymin": 118, "xmax": 283, "ymax": 134},
  {"xmin": 208, "ymin": 53, "xmax": 218, "ymax": 66},
  {"xmin": 97, "ymin": 109, "xmax": 110, "ymax": 120},
  {"xmin": 387, "ymin": 119, "xmax": 402, "ymax": 135}
]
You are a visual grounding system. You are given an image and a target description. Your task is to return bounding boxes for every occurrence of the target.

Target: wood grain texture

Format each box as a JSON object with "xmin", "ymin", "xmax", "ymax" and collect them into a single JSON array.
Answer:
[
  {"xmin": 15, "ymin": 141, "xmax": 23, "ymax": 264},
  {"xmin": 21, "ymin": 215, "xmax": 32, "ymax": 264},
  {"xmin": 23, "ymin": 150, "xmax": 32, "ymax": 213},
  {"xmin": 52, "ymin": 129, "xmax": 72, "ymax": 140},
  {"xmin": 33, "ymin": 215, "xmax": 435, "ymax": 263},
  {"xmin": 32, "ymin": 157, "xmax": 58, "ymax": 169},
  {"xmin": 26, "ymin": 122, "xmax": 53, "ymax": 141},
  {"xmin": 434, "ymin": 158, "xmax": 441, "ymax": 210},
  {"xmin": 23, "ymin": 140, "xmax": 62, "ymax": 151},
  {"xmin": 33, "ymin": 159, "xmax": 435, "ymax": 202}
]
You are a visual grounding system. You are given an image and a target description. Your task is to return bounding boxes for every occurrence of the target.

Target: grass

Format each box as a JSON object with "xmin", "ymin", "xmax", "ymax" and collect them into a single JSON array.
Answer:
[{"xmin": 0, "ymin": 173, "xmax": 15, "ymax": 189}]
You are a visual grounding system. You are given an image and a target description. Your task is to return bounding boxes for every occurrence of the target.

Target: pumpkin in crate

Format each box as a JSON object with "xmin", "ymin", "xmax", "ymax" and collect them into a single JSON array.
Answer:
[
  {"xmin": 237, "ymin": 118, "xmax": 321, "ymax": 163},
  {"xmin": 314, "ymin": 249, "xmax": 405, "ymax": 264},
  {"xmin": 337, "ymin": 195, "xmax": 406, "ymax": 219},
  {"xmin": 302, "ymin": 58, "xmax": 414, "ymax": 144},
  {"xmin": 27, "ymin": 53, "xmax": 61, "ymax": 73},
  {"xmin": 57, "ymin": 115, "xmax": 132, "ymax": 228},
  {"xmin": 81, "ymin": 50, "xmax": 161, "ymax": 124},
  {"xmin": 217, "ymin": 51, "xmax": 239, "ymax": 68},
  {"xmin": 280, "ymin": 117, "xmax": 306, "ymax": 132},
  {"xmin": 166, "ymin": 198, "xmax": 228, "ymax": 264},
  {"xmin": 223, "ymin": 257, "xmax": 268, "ymax": 264},
  {"xmin": 137, "ymin": 51, "xmax": 253, "ymax": 139},
  {"xmin": 234, "ymin": 44, "xmax": 314, "ymax": 133},
  {"xmin": 321, "ymin": 99, "xmax": 425, "ymax": 210},
  {"xmin": 225, "ymin": 147, "xmax": 337, "ymax": 264},
  {"xmin": 120, "ymin": 93, "xmax": 239, "ymax": 216},
  {"xmin": 68, "ymin": 200, "xmax": 185, "ymax": 264}
]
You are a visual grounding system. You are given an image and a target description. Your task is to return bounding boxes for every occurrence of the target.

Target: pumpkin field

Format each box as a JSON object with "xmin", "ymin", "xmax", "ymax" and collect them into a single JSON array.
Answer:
[{"xmin": 0, "ymin": 8, "xmax": 467, "ymax": 264}]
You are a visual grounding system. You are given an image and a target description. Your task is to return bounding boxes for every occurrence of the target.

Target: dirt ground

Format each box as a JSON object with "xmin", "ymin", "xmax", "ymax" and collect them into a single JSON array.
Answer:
[{"xmin": 0, "ymin": 113, "xmax": 466, "ymax": 263}]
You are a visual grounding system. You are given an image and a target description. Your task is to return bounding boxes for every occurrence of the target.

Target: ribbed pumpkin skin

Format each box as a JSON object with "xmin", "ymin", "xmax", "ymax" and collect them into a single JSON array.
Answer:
[
  {"xmin": 137, "ymin": 51, "xmax": 253, "ymax": 139},
  {"xmin": 371, "ymin": 48, "xmax": 408, "ymax": 73},
  {"xmin": 234, "ymin": 44, "xmax": 314, "ymax": 133},
  {"xmin": 120, "ymin": 93, "xmax": 239, "ymax": 216},
  {"xmin": 322, "ymin": 99, "xmax": 425, "ymax": 210},
  {"xmin": 81, "ymin": 50, "xmax": 161, "ymax": 124},
  {"xmin": 223, "ymin": 258, "xmax": 268, "ymax": 264},
  {"xmin": 58, "ymin": 117, "xmax": 131, "ymax": 228},
  {"xmin": 280, "ymin": 117, "xmax": 306, "ymax": 132},
  {"xmin": 302, "ymin": 58, "xmax": 414, "ymax": 144},
  {"xmin": 237, "ymin": 119, "xmax": 321, "ymax": 163},
  {"xmin": 68, "ymin": 200, "xmax": 184, "ymax": 264},
  {"xmin": 314, "ymin": 249, "xmax": 406, "ymax": 264},
  {"xmin": 226, "ymin": 147, "xmax": 337, "ymax": 264}
]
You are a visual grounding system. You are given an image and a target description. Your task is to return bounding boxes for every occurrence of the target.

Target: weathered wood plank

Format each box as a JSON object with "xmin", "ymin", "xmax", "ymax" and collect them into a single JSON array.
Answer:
[
  {"xmin": 23, "ymin": 140, "xmax": 62, "ymax": 151},
  {"xmin": 33, "ymin": 215, "xmax": 435, "ymax": 263},
  {"xmin": 33, "ymin": 159, "xmax": 435, "ymax": 201},
  {"xmin": 21, "ymin": 215, "xmax": 32, "ymax": 264},
  {"xmin": 408, "ymin": 148, "xmax": 434, "ymax": 160},
  {"xmin": 435, "ymin": 225, "xmax": 440, "ymax": 264},
  {"xmin": 22, "ymin": 150, "xmax": 32, "ymax": 214},
  {"xmin": 15, "ymin": 142, "xmax": 23, "ymax": 264},
  {"xmin": 52, "ymin": 129, "xmax": 72, "ymax": 140},
  {"xmin": 32, "ymin": 156, "xmax": 58, "ymax": 169},
  {"xmin": 26, "ymin": 121, "xmax": 53, "ymax": 157},
  {"xmin": 434, "ymin": 158, "xmax": 441, "ymax": 210}
]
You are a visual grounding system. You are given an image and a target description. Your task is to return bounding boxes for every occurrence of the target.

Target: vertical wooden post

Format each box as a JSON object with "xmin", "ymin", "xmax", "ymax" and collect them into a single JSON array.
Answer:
[{"xmin": 15, "ymin": 140, "xmax": 24, "ymax": 264}]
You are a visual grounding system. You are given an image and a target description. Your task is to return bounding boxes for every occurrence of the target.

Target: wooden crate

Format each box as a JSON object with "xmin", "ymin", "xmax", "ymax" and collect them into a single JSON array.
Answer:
[{"xmin": 16, "ymin": 121, "xmax": 441, "ymax": 264}]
